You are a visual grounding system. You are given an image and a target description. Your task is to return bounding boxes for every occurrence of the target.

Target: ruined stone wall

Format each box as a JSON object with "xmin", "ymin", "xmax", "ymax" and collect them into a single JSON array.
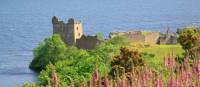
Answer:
[
  {"xmin": 165, "ymin": 36, "xmax": 178, "ymax": 44},
  {"xmin": 109, "ymin": 31, "xmax": 145, "ymax": 43},
  {"xmin": 158, "ymin": 37, "xmax": 166, "ymax": 44},
  {"xmin": 109, "ymin": 31, "xmax": 166, "ymax": 44},
  {"xmin": 144, "ymin": 32, "xmax": 160, "ymax": 44},
  {"xmin": 125, "ymin": 32, "xmax": 145, "ymax": 43},
  {"xmin": 76, "ymin": 35, "xmax": 102, "ymax": 49},
  {"xmin": 158, "ymin": 33, "xmax": 178, "ymax": 45}
]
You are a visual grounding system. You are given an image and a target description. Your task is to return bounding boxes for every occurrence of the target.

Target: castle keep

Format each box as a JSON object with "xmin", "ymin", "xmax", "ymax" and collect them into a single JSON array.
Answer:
[
  {"xmin": 52, "ymin": 16, "xmax": 83, "ymax": 45},
  {"xmin": 52, "ymin": 16, "xmax": 102, "ymax": 49}
]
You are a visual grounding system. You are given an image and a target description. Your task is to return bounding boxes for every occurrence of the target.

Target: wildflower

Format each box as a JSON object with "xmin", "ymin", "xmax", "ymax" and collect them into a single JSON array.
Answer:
[
  {"xmin": 103, "ymin": 74, "xmax": 109, "ymax": 87},
  {"xmin": 93, "ymin": 65, "xmax": 99, "ymax": 86},
  {"xmin": 156, "ymin": 77, "xmax": 162, "ymax": 87},
  {"xmin": 51, "ymin": 70, "xmax": 58, "ymax": 87},
  {"xmin": 185, "ymin": 72, "xmax": 191, "ymax": 87},
  {"xmin": 168, "ymin": 52, "xmax": 171, "ymax": 66},
  {"xmin": 168, "ymin": 70, "xmax": 174, "ymax": 87},
  {"xmin": 122, "ymin": 75, "xmax": 126, "ymax": 87},
  {"xmin": 141, "ymin": 73, "xmax": 145, "ymax": 87},
  {"xmin": 163, "ymin": 50, "xmax": 167, "ymax": 69},
  {"xmin": 195, "ymin": 60, "xmax": 200, "ymax": 79},
  {"xmin": 137, "ymin": 75, "xmax": 141, "ymax": 87},
  {"xmin": 180, "ymin": 65, "xmax": 185, "ymax": 81},
  {"xmin": 131, "ymin": 66, "xmax": 135, "ymax": 87},
  {"xmin": 113, "ymin": 80, "xmax": 118, "ymax": 87}
]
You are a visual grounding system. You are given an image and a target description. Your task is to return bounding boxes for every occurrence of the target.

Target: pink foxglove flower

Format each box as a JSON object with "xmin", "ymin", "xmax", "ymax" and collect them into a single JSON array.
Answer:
[
  {"xmin": 168, "ymin": 70, "xmax": 174, "ymax": 87},
  {"xmin": 51, "ymin": 70, "xmax": 58, "ymax": 87},
  {"xmin": 103, "ymin": 74, "xmax": 109, "ymax": 87},
  {"xmin": 93, "ymin": 65, "xmax": 99, "ymax": 86},
  {"xmin": 122, "ymin": 75, "xmax": 126, "ymax": 87},
  {"xmin": 113, "ymin": 80, "xmax": 118, "ymax": 87},
  {"xmin": 131, "ymin": 66, "xmax": 135, "ymax": 87},
  {"xmin": 185, "ymin": 72, "xmax": 191, "ymax": 87},
  {"xmin": 156, "ymin": 77, "xmax": 162, "ymax": 87},
  {"xmin": 141, "ymin": 73, "xmax": 145, "ymax": 87},
  {"xmin": 168, "ymin": 52, "xmax": 171, "ymax": 66},
  {"xmin": 171, "ymin": 49, "xmax": 174, "ymax": 67},
  {"xmin": 163, "ymin": 50, "xmax": 167, "ymax": 69},
  {"xmin": 196, "ymin": 60, "xmax": 200, "ymax": 79},
  {"xmin": 137, "ymin": 74, "xmax": 141, "ymax": 87}
]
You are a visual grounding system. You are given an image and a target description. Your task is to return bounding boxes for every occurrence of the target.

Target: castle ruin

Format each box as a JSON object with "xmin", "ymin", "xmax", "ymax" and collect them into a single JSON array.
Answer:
[
  {"xmin": 109, "ymin": 29, "xmax": 178, "ymax": 45},
  {"xmin": 52, "ymin": 16, "xmax": 102, "ymax": 49},
  {"xmin": 158, "ymin": 28, "xmax": 178, "ymax": 44},
  {"xmin": 52, "ymin": 16, "xmax": 178, "ymax": 49}
]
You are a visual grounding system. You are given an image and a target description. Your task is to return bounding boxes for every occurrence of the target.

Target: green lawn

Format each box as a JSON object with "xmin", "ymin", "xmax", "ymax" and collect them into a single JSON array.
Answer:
[{"xmin": 138, "ymin": 44, "xmax": 184, "ymax": 70}]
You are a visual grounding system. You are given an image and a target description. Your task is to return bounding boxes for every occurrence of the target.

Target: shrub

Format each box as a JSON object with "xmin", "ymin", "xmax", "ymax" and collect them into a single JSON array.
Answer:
[
  {"xmin": 109, "ymin": 47, "xmax": 145, "ymax": 80},
  {"xmin": 177, "ymin": 27, "xmax": 200, "ymax": 59},
  {"xmin": 105, "ymin": 35, "xmax": 129, "ymax": 46},
  {"xmin": 29, "ymin": 34, "xmax": 67, "ymax": 70},
  {"xmin": 95, "ymin": 32, "xmax": 104, "ymax": 40}
]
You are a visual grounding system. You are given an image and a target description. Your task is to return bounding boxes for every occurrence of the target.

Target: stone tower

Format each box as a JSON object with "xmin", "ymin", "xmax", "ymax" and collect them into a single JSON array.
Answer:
[{"xmin": 52, "ymin": 16, "xmax": 83, "ymax": 45}]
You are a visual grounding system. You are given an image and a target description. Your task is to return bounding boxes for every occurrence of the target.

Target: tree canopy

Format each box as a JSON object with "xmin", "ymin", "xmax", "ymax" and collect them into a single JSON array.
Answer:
[
  {"xmin": 29, "ymin": 34, "xmax": 67, "ymax": 70},
  {"xmin": 177, "ymin": 27, "xmax": 200, "ymax": 58}
]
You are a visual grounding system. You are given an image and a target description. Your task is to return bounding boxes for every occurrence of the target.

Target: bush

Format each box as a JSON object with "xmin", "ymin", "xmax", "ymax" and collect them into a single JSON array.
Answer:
[
  {"xmin": 105, "ymin": 35, "xmax": 129, "ymax": 46},
  {"xmin": 95, "ymin": 32, "xmax": 104, "ymax": 40},
  {"xmin": 109, "ymin": 47, "xmax": 145, "ymax": 80},
  {"xmin": 177, "ymin": 27, "xmax": 200, "ymax": 59},
  {"xmin": 29, "ymin": 34, "xmax": 67, "ymax": 70},
  {"xmin": 38, "ymin": 50, "xmax": 105, "ymax": 86}
]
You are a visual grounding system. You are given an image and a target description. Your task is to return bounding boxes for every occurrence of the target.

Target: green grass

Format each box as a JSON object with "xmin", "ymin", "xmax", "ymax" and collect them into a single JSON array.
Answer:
[
  {"xmin": 141, "ymin": 31, "xmax": 150, "ymax": 36},
  {"xmin": 138, "ymin": 44, "xmax": 184, "ymax": 71}
]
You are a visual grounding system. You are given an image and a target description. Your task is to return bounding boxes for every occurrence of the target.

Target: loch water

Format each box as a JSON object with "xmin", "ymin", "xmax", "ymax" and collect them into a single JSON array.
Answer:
[{"xmin": 0, "ymin": 0, "xmax": 200, "ymax": 86}]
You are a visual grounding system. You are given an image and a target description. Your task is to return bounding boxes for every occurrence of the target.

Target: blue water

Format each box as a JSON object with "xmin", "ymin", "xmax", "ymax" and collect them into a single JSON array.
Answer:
[{"xmin": 0, "ymin": 0, "xmax": 200, "ymax": 86}]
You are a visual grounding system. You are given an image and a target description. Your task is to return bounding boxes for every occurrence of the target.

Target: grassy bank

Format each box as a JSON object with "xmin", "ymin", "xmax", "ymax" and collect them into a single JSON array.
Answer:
[{"xmin": 138, "ymin": 44, "xmax": 184, "ymax": 70}]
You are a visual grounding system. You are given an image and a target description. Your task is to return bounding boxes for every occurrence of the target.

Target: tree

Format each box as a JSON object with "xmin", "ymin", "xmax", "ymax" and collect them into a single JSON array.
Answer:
[
  {"xmin": 95, "ymin": 32, "xmax": 104, "ymax": 40},
  {"xmin": 177, "ymin": 27, "xmax": 200, "ymax": 59},
  {"xmin": 38, "ymin": 50, "xmax": 105, "ymax": 86},
  {"xmin": 29, "ymin": 34, "xmax": 67, "ymax": 70},
  {"xmin": 109, "ymin": 47, "xmax": 144, "ymax": 80}
]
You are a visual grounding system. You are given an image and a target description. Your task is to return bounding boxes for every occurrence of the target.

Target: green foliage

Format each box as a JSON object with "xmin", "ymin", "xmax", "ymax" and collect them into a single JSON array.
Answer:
[
  {"xmin": 26, "ymin": 33, "xmax": 133, "ymax": 86},
  {"xmin": 105, "ymin": 35, "xmax": 129, "ymax": 46},
  {"xmin": 29, "ymin": 34, "xmax": 67, "ymax": 70},
  {"xmin": 89, "ymin": 44, "xmax": 119, "ymax": 65},
  {"xmin": 89, "ymin": 35, "xmax": 130, "ymax": 70},
  {"xmin": 95, "ymin": 32, "xmax": 104, "ymax": 40},
  {"xmin": 38, "ymin": 50, "xmax": 105, "ymax": 86},
  {"xmin": 27, "ymin": 33, "xmax": 187, "ymax": 86},
  {"xmin": 177, "ymin": 27, "xmax": 200, "ymax": 58},
  {"xmin": 139, "ymin": 45, "xmax": 184, "ymax": 65},
  {"xmin": 141, "ymin": 31, "xmax": 150, "ymax": 36},
  {"xmin": 142, "ymin": 52, "xmax": 155, "ymax": 59},
  {"xmin": 109, "ymin": 47, "xmax": 144, "ymax": 79}
]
